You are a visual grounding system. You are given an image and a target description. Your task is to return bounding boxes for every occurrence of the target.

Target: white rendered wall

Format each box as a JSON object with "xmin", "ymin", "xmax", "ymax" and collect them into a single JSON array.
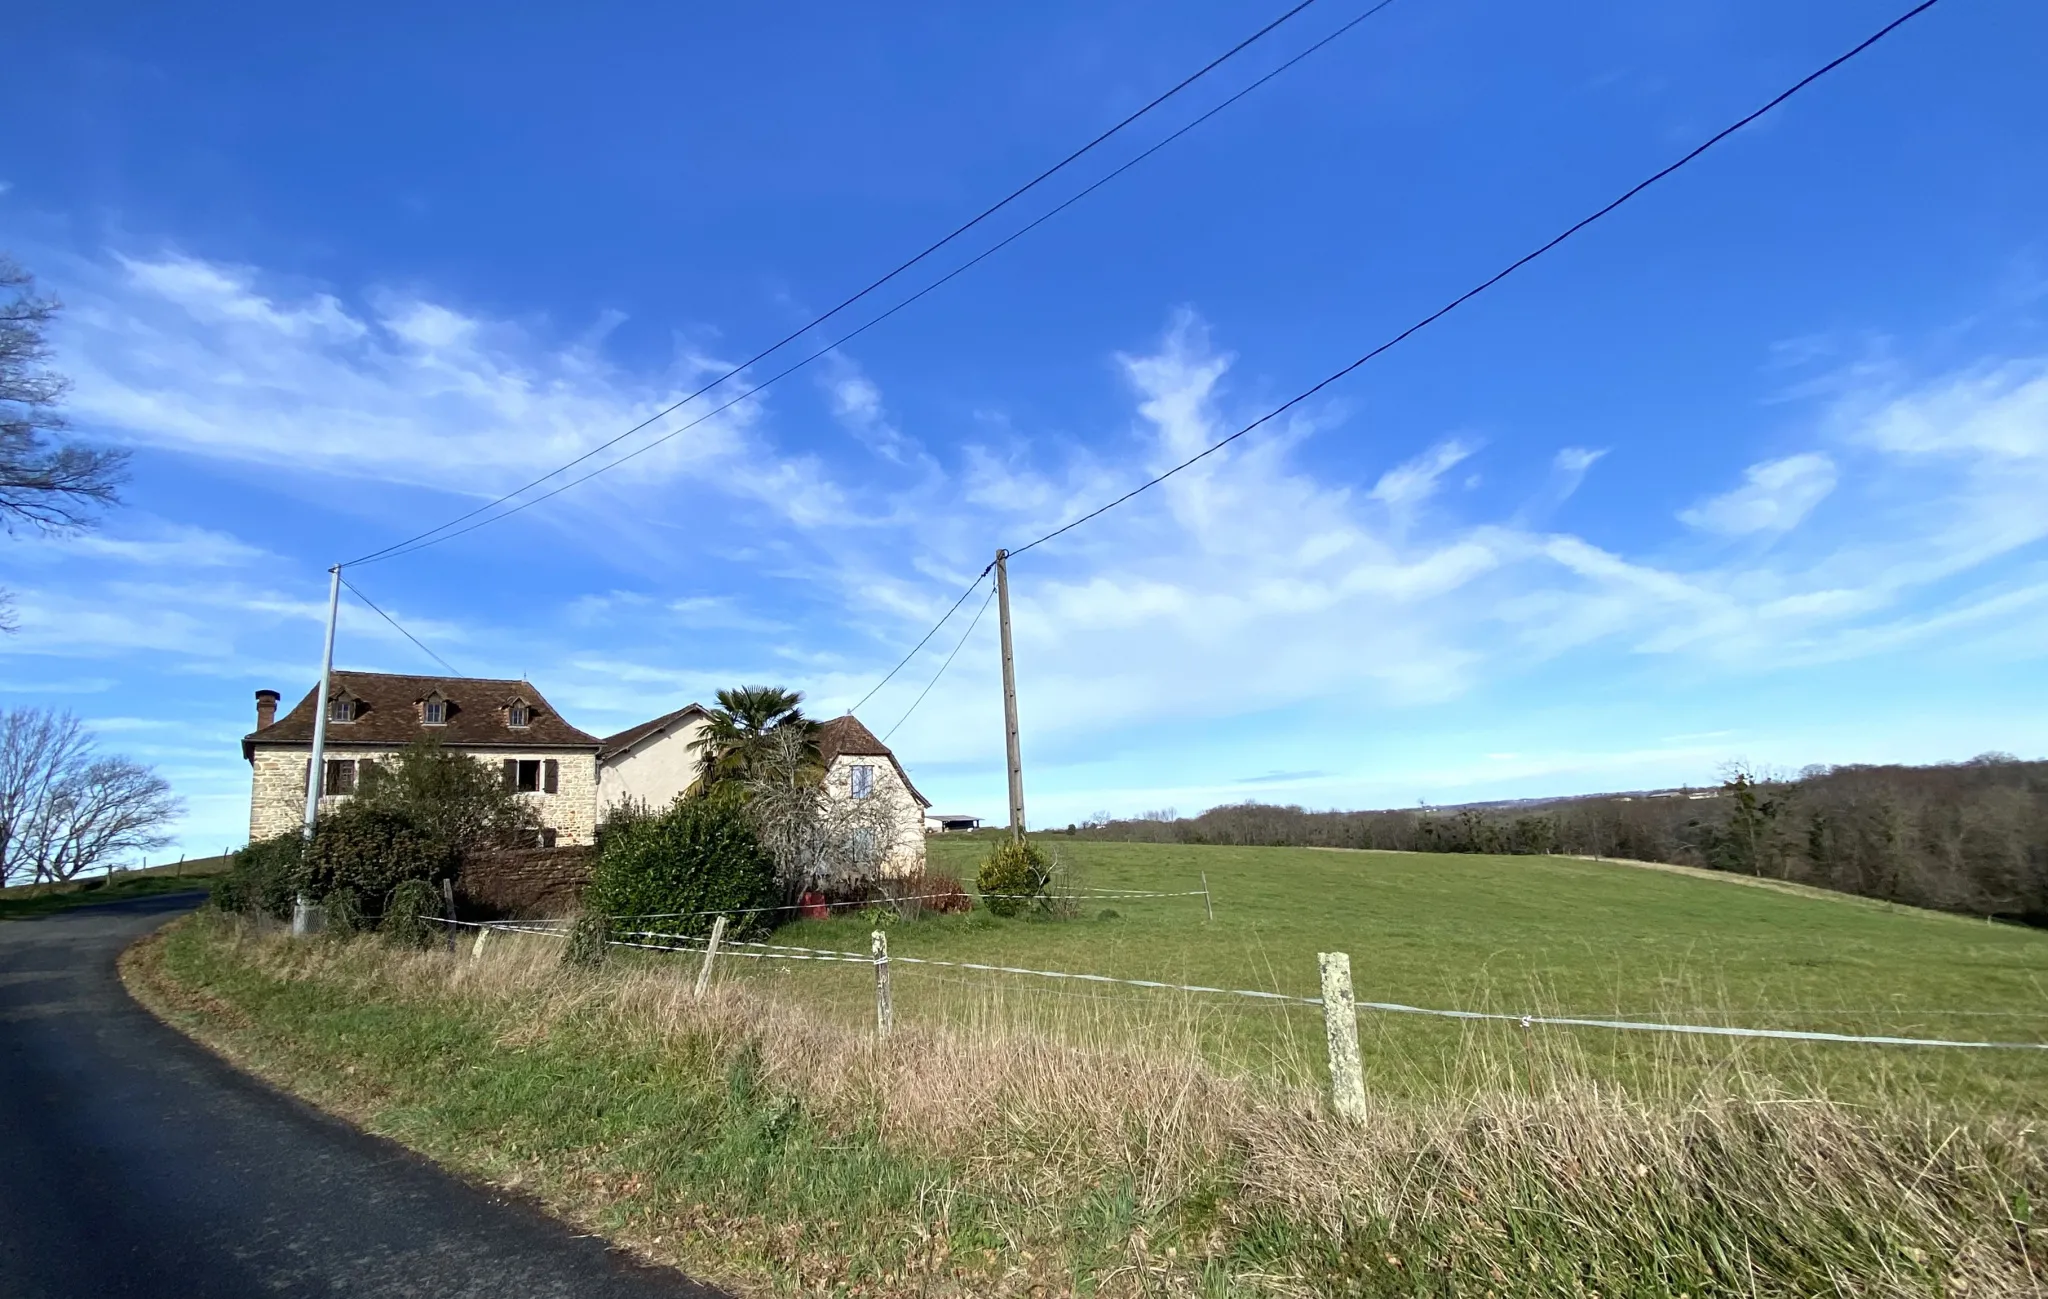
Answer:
[{"xmin": 597, "ymin": 715, "xmax": 712, "ymax": 816}]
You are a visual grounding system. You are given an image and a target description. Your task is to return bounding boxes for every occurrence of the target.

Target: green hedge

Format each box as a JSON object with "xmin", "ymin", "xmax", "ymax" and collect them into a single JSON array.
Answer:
[{"xmin": 584, "ymin": 791, "xmax": 777, "ymax": 936}]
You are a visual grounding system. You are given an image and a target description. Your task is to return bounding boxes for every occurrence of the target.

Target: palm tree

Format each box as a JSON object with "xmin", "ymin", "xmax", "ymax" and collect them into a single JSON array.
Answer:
[{"xmin": 690, "ymin": 686, "xmax": 821, "ymax": 788}]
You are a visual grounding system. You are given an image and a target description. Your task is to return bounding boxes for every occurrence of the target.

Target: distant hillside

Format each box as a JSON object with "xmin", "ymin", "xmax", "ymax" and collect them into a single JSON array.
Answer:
[{"xmin": 1065, "ymin": 756, "xmax": 2048, "ymax": 925}]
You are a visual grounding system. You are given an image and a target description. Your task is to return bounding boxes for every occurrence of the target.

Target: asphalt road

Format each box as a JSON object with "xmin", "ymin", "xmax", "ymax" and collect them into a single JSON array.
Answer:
[{"xmin": 0, "ymin": 893, "xmax": 724, "ymax": 1298}]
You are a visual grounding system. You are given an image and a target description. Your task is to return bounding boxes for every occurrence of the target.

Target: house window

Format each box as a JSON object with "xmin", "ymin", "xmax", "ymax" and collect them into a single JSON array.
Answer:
[
  {"xmin": 515, "ymin": 759, "xmax": 542, "ymax": 792},
  {"xmin": 323, "ymin": 758, "xmax": 357, "ymax": 795},
  {"xmin": 508, "ymin": 703, "xmax": 531, "ymax": 729},
  {"xmin": 849, "ymin": 764, "xmax": 875, "ymax": 799},
  {"xmin": 328, "ymin": 696, "xmax": 355, "ymax": 724},
  {"xmin": 423, "ymin": 699, "xmax": 447, "ymax": 726}
]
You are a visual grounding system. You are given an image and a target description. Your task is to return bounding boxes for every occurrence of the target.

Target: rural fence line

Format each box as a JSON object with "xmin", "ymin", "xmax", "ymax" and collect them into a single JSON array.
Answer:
[{"xmin": 429, "ymin": 916, "xmax": 2048, "ymax": 1053}]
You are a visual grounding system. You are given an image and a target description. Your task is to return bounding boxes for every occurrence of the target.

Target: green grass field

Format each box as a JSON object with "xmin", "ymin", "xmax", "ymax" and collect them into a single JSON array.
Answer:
[
  {"xmin": 682, "ymin": 838, "xmax": 2048, "ymax": 1115},
  {"xmin": 0, "ymin": 856, "xmax": 226, "ymax": 921}
]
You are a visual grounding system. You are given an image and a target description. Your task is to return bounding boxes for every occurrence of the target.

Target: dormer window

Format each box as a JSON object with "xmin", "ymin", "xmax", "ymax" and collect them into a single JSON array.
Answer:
[
  {"xmin": 423, "ymin": 699, "xmax": 447, "ymax": 726},
  {"xmin": 507, "ymin": 701, "xmax": 531, "ymax": 729},
  {"xmin": 327, "ymin": 695, "xmax": 357, "ymax": 724}
]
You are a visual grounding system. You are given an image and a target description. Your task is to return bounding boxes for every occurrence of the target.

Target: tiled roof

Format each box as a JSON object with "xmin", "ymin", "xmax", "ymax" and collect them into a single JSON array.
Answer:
[
  {"xmin": 243, "ymin": 671, "xmax": 601, "ymax": 759},
  {"xmin": 598, "ymin": 703, "xmax": 709, "ymax": 760},
  {"xmin": 818, "ymin": 714, "xmax": 929, "ymax": 808}
]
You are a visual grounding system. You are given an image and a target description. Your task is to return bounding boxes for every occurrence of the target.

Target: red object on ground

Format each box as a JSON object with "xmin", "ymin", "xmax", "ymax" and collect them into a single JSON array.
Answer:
[{"xmin": 799, "ymin": 891, "xmax": 829, "ymax": 920}]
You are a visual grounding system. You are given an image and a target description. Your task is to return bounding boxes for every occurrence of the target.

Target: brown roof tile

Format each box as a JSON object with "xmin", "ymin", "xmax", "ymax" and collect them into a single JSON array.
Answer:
[
  {"xmin": 818, "ymin": 714, "xmax": 929, "ymax": 807},
  {"xmin": 243, "ymin": 671, "xmax": 600, "ymax": 759},
  {"xmin": 598, "ymin": 703, "xmax": 710, "ymax": 760}
]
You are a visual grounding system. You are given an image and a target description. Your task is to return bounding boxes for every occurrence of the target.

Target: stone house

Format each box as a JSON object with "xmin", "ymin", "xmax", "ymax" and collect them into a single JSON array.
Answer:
[
  {"xmin": 244, "ymin": 671, "xmax": 930, "ymax": 874},
  {"xmin": 243, "ymin": 672, "xmax": 602, "ymax": 845}
]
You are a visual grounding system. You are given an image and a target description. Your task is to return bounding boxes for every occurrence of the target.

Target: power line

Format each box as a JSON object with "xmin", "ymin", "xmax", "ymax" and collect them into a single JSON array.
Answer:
[
  {"xmin": 342, "ymin": 0, "xmax": 1338, "ymax": 568},
  {"xmin": 338, "ymin": 574, "xmax": 467, "ymax": 678},
  {"xmin": 884, "ymin": 579, "xmax": 999, "ymax": 741},
  {"xmin": 349, "ymin": 0, "xmax": 1407, "ymax": 568},
  {"xmin": 845, "ymin": 563, "xmax": 994, "ymax": 717},
  {"xmin": 1007, "ymin": 0, "xmax": 1945, "ymax": 560}
]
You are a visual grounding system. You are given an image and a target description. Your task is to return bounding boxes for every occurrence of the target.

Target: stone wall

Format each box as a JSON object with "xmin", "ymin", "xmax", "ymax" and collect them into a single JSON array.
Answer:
[
  {"xmin": 246, "ymin": 745, "xmax": 601, "ymax": 845},
  {"xmin": 458, "ymin": 845, "xmax": 596, "ymax": 919}
]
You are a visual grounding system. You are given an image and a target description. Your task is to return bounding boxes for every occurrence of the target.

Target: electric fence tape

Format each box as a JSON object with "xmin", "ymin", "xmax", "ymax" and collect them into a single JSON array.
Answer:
[{"xmin": 428, "ymin": 917, "xmax": 2048, "ymax": 1051}]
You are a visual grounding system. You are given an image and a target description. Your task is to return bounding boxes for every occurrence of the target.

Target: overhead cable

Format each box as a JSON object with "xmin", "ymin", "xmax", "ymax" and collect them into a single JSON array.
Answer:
[
  {"xmin": 349, "ymin": 0, "xmax": 1406, "ymax": 568},
  {"xmin": 341, "ymin": 0, "xmax": 1343, "ymax": 567},
  {"xmin": 844, "ymin": 563, "xmax": 993, "ymax": 717},
  {"xmin": 1007, "ymin": 0, "xmax": 1945, "ymax": 559},
  {"xmin": 338, "ymin": 574, "xmax": 468, "ymax": 678},
  {"xmin": 884, "ymin": 579, "xmax": 998, "ymax": 740}
]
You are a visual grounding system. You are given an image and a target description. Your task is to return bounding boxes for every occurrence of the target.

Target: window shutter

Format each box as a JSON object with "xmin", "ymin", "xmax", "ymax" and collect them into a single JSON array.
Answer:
[
  {"xmin": 502, "ymin": 758, "xmax": 517, "ymax": 790},
  {"xmin": 303, "ymin": 758, "xmax": 312, "ymax": 793},
  {"xmin": 543, "ymin": 759, "xmax": 559, "ymax": 794}
]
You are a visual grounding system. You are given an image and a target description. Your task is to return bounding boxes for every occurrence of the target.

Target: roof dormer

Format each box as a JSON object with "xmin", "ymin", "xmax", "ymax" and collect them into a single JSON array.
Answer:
[
  {"xmin": 505, "ymin": 695, "xmax": 537, "ymax": 730},
  {"xmin": 326, "ymin": 687, "xmax": 362, "ymax": 725},
  {"xmin": 418, "ymin": 689, "xmax": 452, "ymax": 727}
]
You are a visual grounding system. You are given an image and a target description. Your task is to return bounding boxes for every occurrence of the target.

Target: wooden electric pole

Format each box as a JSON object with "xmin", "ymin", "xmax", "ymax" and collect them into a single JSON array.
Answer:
[{"xmin": 994, "ymin": 549, "xmax": 1026, "ymax": 838}]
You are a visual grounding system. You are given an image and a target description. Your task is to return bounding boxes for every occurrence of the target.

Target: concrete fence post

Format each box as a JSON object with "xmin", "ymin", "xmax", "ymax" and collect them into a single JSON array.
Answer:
[
  {"xmin": 1318, "ymin": 951, "xmax": 1368, "ymax": 1122},
  {"xmin": 872, "ymin": 929, "xmax": 893, "ymax": 1038},
  {"xmin": 471, "ymin": 928, "xmax": 492, "ymax": 960},
  {"xmin": 694, "ymin": 915, "xmax": 728, "ymax": 999}
]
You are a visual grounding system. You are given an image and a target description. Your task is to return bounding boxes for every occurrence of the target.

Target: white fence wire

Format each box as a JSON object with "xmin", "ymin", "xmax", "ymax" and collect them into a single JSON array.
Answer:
[{"xmin": 428, "ymin": 917, "xmax": 2048, "ymax": 1052}]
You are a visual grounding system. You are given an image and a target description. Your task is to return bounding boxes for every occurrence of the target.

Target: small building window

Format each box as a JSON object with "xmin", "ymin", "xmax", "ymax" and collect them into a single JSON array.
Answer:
[
  {"xmin": 328, "ymin": 696, "xmax": 355, "ymax": 724},
  {"xmin": 508, "ymin": 702, "xmax": 531, "ymax": 729},
  {"xmin": 849, "ymin": 764, "xmax": 875, "ymax": 799},
  {"xmin": 324, "ymin": 758, "xmax": 357, "ymax": 795},
  {"xmin": 422, "ymin": 699, "xmax": 447, "ymax": 726},
  {"xmin": 515, "ymin": 759, "xmax": 542, "ymax": 792}
]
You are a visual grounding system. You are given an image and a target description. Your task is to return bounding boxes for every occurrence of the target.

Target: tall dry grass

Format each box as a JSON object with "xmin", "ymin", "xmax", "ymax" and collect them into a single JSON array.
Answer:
[{"xmin": 190, "ymin": 921, "xmax": 2048, "ymax": 1296}]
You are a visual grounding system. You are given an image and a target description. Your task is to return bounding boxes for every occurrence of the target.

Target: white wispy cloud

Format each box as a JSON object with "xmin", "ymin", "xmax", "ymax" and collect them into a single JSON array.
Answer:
[{"xmin": 1679, "ymin": 452, "xmax": 1838, "ymax": 535}]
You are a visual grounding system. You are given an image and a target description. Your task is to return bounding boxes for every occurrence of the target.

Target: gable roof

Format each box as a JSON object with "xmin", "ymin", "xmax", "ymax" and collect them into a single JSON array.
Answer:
[
  {"xmin": 818, "ymin": 714, "xmax": 930, "ymax": 807},
  {"xmin": 598, "ymin": 703, "xmax": 711, "ymax": 761},
  {"xmin": 243, "ymin": 671, "xmax": 600, "ymax": 759}
]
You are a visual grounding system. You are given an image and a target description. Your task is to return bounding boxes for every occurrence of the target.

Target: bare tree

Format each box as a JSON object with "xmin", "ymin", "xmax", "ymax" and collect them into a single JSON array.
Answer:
[
  {"xmin": 1, "ymin": 256, "xmax": 129, "ymax": 629},
  {"xmin": 741, "ymin": 725, "xmax": 898, "ymax": 899},
  {"xmin": 0, "ymin": 707, "xmax": 179, "ymax": 885}
]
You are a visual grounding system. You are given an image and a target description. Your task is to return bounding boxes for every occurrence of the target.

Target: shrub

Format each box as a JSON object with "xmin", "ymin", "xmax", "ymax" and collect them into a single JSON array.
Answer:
[
  {"xmin": 381, "ymin": 878, "xmax": 442, "ymax": 949},
  {"xmin": 322, "ymin": 887, "xmax": 365, "ymax": 938},
  {"xmin": 583, "ymin": 789, "xmax": 777, "ymax": 936},
  {"xmin": 977, "ymin": 837, "xmax": 1050, "ymax": 917},
  {"xmin": 353, "ymin": 736, "xmax": 536, "ymax": 863},
  {"xmin": 212, "ymin": 832, "xmax": 305, "ymax": 920},
  {"xmin": 561, "ymin": 913, "xmax": 611, "ymax": 969},
  {"xmin": 301, "ymin": 802, "xmax": 453, "ymax": 924}
]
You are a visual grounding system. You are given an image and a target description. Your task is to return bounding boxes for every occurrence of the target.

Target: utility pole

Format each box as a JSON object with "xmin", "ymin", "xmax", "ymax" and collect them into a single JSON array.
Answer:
[
  {"xmin": 293, "ymin": 564, "xmax": 342, "ymax": 937},
  {"xmin": 302, "ymin": 565, "xmax": 342, "ymax": 838},
  {"xmin": 994, "ymin": 549, "xmax": 1025, "ymax": 838}
]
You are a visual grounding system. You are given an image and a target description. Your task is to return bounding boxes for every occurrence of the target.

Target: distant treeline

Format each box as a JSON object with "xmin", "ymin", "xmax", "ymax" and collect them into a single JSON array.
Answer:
[{"xmin": 1063, "ymin": 757, "xmax": 2048, "ymax": 924}]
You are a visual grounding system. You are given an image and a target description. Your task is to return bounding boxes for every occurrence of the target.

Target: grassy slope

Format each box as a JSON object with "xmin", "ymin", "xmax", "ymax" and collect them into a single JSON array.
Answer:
[
  {"xmin": 0, "ymin": 857, "xmax": 225, "ymax": 921},
  {"xmin": 725, "ymin": 839, "xmax": 2048, "ymax": 1115}
]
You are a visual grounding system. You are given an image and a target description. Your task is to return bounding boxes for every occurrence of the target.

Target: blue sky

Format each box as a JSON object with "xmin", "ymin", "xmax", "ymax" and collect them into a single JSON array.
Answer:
[{"xmin": 2, "ymin": 0, "xmax": 2045, "ymax": 859}]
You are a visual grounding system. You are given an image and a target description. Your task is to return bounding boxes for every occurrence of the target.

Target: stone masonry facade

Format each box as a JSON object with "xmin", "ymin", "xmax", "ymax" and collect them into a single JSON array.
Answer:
[{"xmin": 247, "ymin": 746, "xmax": 601, "ymax": 846}]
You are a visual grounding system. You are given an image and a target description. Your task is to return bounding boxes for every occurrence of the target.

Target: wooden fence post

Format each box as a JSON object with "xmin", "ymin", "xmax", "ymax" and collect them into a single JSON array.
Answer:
[
  {"xmin": 1201, "ymin": 872, "xmax": 1215, "ymax": 922},
  {"xmin": 471, "ymin": 928, "xmax": 491, "ymax": 960},
  {"xmin": 441, "ymin": 878, "xmax": 458, "ymax": 954},
  {"xmin": 872, "ymin": 929, "xmax": 893, "ymax": 1038},
  {"xmin": 695, "ymin": 915, "xmax": 728, "ymax": 998},
  {"xmin": 1318, "ymin": 951, "xmax": 1367, "ymax": 1122}
]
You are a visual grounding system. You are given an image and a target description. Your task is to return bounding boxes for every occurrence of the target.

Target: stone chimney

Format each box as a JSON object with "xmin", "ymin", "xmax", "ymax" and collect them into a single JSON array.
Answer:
[{"xmin": 255, "ymin": 689, "xmax": 280, "ymax": 729}]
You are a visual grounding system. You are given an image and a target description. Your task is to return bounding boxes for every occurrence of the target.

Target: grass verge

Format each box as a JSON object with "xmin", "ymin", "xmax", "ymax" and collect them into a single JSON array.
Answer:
[{"xmin": 128, "ymin": 911, "xmax": 2048, "ymax": 1297}]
